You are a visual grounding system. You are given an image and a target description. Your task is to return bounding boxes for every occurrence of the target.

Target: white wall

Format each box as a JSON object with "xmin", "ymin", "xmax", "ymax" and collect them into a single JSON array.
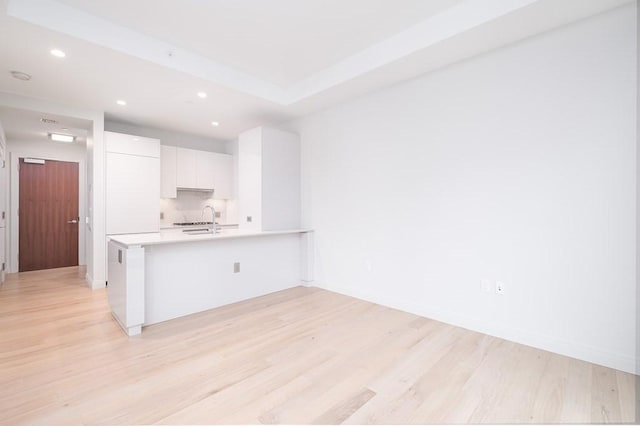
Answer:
[
  {"xmin": 287, "ymin": 4, "xmax": 637, "ymax": 374},
  {"xmin": 104, "ymin": 120, "xmax": 230, "ymax": 153},
  {"xmin": 7, "ymin": 139, "xmax": 87, "ymax": 270}
]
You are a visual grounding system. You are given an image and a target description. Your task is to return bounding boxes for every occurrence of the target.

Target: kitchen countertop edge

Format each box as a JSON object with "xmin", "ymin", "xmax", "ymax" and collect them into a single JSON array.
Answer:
[{"xmin": 108, "ymin": 229, "xmax": 313, "ymax": 248}]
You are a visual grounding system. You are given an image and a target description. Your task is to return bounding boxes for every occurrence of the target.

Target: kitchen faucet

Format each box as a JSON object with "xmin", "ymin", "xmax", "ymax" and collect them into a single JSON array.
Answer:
[{"xmin": 202, "ymin": 204, "xmax": 217, "ymax": 234}]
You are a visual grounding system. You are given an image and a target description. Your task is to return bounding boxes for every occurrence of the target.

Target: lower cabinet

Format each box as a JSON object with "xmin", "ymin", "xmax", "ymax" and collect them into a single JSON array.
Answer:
[{"xmin": 107, "ymin": 241, "xmax": 144, "ymax": 336}]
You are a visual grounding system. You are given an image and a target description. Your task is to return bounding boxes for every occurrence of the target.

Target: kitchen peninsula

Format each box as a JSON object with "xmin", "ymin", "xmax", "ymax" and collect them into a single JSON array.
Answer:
[{"xmin": 107, "ymin": 228, "xmax": 314, "ymax": 336}]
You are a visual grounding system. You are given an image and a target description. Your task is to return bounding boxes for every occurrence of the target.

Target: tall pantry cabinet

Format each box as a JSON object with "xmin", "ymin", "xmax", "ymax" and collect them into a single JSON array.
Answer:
[
  {"xmin": 105, "ymin": 131, "xmax": 160, "ymax": 235},
  {"xmin": 237, "ymin": 126, "xmax": 300, "ymax": 231}
]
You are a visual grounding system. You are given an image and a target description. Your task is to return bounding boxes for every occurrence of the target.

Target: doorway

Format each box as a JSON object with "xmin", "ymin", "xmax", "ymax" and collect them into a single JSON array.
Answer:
[{"xmin": 18, "ymin": 158, "xmax": 79, "ymax": 271}]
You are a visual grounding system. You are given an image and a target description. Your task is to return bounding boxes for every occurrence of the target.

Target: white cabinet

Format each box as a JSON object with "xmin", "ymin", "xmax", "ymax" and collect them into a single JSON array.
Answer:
[
  {"xmin": 105, "ymin": 131, "xmax": 160, "ymax": 235},
  {"xmin": 172, "ymin": 147, "xmax": 233, "ymax": 198},
  {"xmin": 177, "ymin": 147, "xmax": 215, "ymax": 190},
  {"xmin": 211, "ymin": 153, "xmax": 233, "ymax": 200},
  {"xmin": 176, "ymin": 147, "xmax": 198, "ymax": 189},
  {"xmin": 160, "ymin": 145, "xmax": 177, "ymax": 199},
  {"xmin": 195, "ymin": 151, "xmax": 216, "ymax": 190},
  {"xmin": 238, "ymin": 126, "xmax": 300, "ymax": 231},
  {"xmin": 105, "ymin": 131, "xmax": 160, "ymax": 157},
  {"xmin": 107, "ymin": 241, "xmax": 144, "ymax": 336}
]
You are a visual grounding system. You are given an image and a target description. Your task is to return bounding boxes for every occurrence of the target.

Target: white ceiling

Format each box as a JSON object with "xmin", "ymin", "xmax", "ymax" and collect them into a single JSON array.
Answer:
[
  {"xmin": 54, "ymin": 0, "xmax": 464, "ymax": 88},
  {"xmin": 0, "ymin": 0, "xmax": 633, "ymax": 141},
  {"xmin": 0, "ymin": 106, "xmax": 90, "ymax": 145}
]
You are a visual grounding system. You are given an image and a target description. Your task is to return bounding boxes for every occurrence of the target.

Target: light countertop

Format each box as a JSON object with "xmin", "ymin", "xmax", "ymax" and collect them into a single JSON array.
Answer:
[
  {"xmin": 159, "ymin": 223, "xmax": 239, "ymax": 230},
  {"xmin": 108, "ymin": 228, "xmax": 312, "ymax": 248}
]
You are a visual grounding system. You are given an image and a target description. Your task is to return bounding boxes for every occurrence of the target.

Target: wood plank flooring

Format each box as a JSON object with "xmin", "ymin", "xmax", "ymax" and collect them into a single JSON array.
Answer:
[{"xmin": 0, "ymin": 267, "xmax": 636, "ymax": 424}]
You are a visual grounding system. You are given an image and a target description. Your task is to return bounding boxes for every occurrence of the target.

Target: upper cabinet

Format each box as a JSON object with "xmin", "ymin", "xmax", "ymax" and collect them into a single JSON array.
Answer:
[
  {"xmin": 238, "ymin": 126, "xmax": 300, "ymax": 231},
  {"xmin": 176, "ymin": 147, "xmax": 198, "ymax": 189},
  {"xmin": 210, "ymin": 152, "xmax": 233, "ymax": 199},
  {"xmin": 162, "ymin": 146, "xmax": 233, "ymax": 199},
  {"xmin": 194, "ymin": 150, "xmax": 216, "ymax": 190}
]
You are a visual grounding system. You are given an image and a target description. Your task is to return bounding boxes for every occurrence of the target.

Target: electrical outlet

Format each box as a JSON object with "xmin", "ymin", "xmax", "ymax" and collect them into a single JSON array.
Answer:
[
  {"xmin": 246, "ymin": 216, "xmax": 252, "ymax": 223},
  {"xmin": 495, "ymin": 281, "xmax": 505, "ymax": 295},
  {"xmin": 160, "ymin": 212, "xmax": 164, "ymax": 220},
  {"xmin": 481, "ymin": 279, "xmax": 492, "ymax": 293},
  {"xmin": 233, "ymin": 262, "xmax": 240, "ymax": 273},
  {"xmin": 215, "ymin": 211, "xmax": 221, "ymax": 218}
]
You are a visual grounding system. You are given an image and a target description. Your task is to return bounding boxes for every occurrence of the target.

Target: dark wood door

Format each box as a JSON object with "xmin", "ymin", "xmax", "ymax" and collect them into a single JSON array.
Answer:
[{"xmin": 19, "ymin": 158, "xmax": 79, "ymax": 272}]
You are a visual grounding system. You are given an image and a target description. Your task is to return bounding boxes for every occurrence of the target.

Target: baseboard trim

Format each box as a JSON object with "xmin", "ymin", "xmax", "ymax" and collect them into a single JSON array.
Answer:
[
  {"xmin": 85, "ymin": 272, "xmax": 105, "ymax": 290},
  {"xmin": 317, "ymin": 282, "xmax": 638, "ymax": 375}
]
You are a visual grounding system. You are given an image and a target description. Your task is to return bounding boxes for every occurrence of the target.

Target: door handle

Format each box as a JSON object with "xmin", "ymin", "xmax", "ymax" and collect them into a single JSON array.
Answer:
[{"xmin": 67, "ymin": 219, "xmax": 79, "ymax": 224}]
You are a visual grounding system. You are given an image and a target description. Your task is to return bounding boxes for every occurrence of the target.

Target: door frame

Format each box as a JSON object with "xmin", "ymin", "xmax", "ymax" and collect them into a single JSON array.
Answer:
[{"xmin": 10, "ymin": 152, "xmax": 86, "ymax": 273}]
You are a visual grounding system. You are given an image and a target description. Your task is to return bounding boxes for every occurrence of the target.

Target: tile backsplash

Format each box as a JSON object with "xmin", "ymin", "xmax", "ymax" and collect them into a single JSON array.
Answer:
[{"xmin": 160, "ymin": 191, "xmax": 231, "ymax": 226}]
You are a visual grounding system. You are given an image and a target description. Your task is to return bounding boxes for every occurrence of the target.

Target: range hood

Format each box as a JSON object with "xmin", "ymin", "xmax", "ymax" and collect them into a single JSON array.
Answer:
[{"xmin": 176, "ymin": 187, "xmax": 213, "ymax": 192}]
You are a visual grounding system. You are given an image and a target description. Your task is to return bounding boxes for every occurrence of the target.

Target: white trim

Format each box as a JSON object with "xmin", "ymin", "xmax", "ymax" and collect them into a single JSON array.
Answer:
[
  {"xmin": 85, "ymin": 271, "xmax": 104, "ymax": 290},
  {"xmin": 10, "ymin": 152, "xmax": 86, "ymax": 272}
]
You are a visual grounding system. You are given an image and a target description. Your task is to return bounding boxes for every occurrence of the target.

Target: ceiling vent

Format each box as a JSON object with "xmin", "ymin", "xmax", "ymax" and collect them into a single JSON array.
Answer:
[{"xmin": 40, "ymin": 118, "xmax": 58, "ymax": 124}]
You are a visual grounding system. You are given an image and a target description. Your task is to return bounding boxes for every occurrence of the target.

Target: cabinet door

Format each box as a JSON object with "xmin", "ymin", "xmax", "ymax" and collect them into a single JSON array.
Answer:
[
  {"xmin": 176, "ymin": 148, "xmax": 197, "ymax": 188},
  {"xmin": 238, "ymin": 128, "xmax": 262, "ymax": 230},
  {"xmin": 211, "ymin": 153, "xmax": 233, "ymax": 199},
  {"xmin": 106, "ymin": 152, "xmax": 160, "ymax": 234},
  {"xmin": 196, "ymin": 151, "xmax": 215, "ymax": 190},
  {"xmin": 105, "ymin": 131, "xmax": 160, "ymax": 157},
  {"xmin": 160, "ymin": 145, "xmax": 177, "ymax": 198},
  {"xmin": 261, "ymin": 127, "xmax": 301, "ymax": 230}
]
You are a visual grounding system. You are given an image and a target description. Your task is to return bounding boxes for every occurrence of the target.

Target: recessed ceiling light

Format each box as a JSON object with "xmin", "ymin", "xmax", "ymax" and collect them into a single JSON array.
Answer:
[
  {"xmin": 132, "ymin": 138, "xmax": 139, "ymax": 141},
  {"xmin": 50, "ymin": 49, "xmax": 66, "ymax": 58},
  {"xmin": 60, "ymin": 127, "xmax": 69, "ymax": 131},
  {"xmin": 11, "ymin": 71, "xmax": 32, "ymax": 81},
  {"xmin": 116, "ymin": 100, "xmax": 127, "ymax": 106},
  {"xmin": 40, "ymin": 118, "xmax": 58, "ymax": 124},
  {"xmin": 211, "ymin": 121, "xmax": 219, "ymax": 127},
  {"xmin": 197, "ymin": 92, "xmax": 207, "ymax": 99},
  {"xmin": 49, "ymin": 133, "xmax": 75, "ymax": 143}
]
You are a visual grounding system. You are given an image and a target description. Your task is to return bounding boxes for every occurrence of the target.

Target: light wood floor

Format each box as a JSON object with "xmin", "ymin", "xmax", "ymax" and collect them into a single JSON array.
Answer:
[{"xmin": 0, "ymin": 267, "xmax": 636, "ymax": 424}]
